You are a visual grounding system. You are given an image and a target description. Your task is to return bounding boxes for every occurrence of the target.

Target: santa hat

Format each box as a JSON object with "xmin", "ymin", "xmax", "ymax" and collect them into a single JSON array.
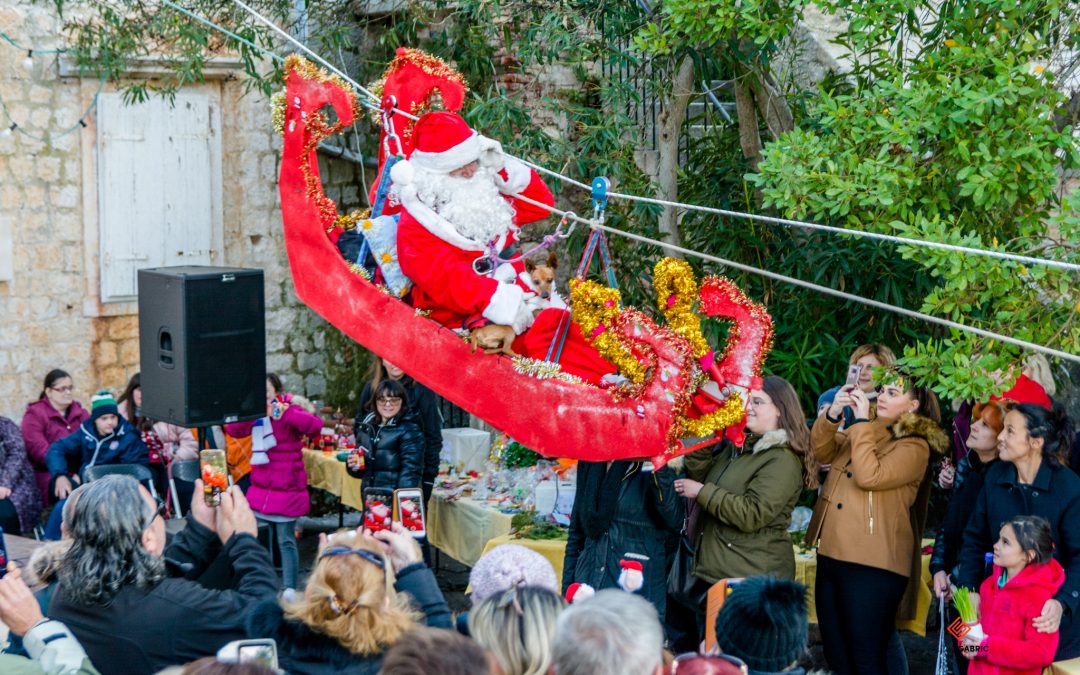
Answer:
[
  {"xmin": 565, "ymin": 582, "xmax": 595, "ymax": 604},
  {"xmin": 617, "ymin": 559, "xmax": 644, "ymax": 593},
  {"xmin": 390, "ymin": 112, "xmax": 479, "ymax": 187},
  {"xmin": 990, "ymin": 373, "xmax": 1052, "ymax": 409}
]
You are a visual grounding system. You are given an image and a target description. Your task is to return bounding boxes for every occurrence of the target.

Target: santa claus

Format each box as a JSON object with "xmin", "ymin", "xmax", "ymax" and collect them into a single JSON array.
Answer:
[{"xmin": 391, "ymin": 111, "xmax": 617, "ymax": 384}]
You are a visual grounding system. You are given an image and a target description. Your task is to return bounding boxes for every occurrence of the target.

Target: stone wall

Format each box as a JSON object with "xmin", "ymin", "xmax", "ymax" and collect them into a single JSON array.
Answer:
[{"xmin": 0, "ymin": 0, "xmax": 357, "ymax": 421}]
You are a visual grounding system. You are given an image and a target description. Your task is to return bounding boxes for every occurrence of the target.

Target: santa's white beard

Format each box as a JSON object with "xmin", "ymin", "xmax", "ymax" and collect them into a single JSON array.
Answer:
[{"xmin": 411, "ymin": 167, "xmax": 516, "ymax": 244}]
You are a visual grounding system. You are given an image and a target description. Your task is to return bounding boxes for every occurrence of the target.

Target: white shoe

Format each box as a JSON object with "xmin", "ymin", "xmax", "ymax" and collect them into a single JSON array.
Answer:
[{"xmin": 282, "ymin": 588, "xmax": 298, "ymax": 603}]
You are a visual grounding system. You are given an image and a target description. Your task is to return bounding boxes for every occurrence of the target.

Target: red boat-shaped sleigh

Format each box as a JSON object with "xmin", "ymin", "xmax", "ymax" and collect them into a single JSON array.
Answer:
[{"xmin": 277, "ymin": 56, "xmax": 773, "ymax": 467}]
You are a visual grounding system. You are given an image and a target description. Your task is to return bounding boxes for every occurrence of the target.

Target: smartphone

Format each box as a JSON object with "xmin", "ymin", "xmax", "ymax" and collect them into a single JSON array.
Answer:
[
  {"xmin": 394, "ymin": 488, "xmax": 427, "ymax": 539},
  {"xmin": 0, "ymin": 527, "xmax": 8, "ymax": 578},
  {"xmin": 844, "ymin": 364, "xmax": 863, "ymax": 388},
  {"xmin": 363, "ymin": 488, "xmax": 394, "ymax": 533},
  {"xmin": 216, "ymin": 639, "xmax": 278, "ymax": 669},
  {"xmin": 200, "ymin": 448, "xmax": 228, "ymax": 506}
]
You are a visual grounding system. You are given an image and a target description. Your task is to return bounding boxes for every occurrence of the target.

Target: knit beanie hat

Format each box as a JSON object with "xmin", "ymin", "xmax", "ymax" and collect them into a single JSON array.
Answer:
[
  {"xmin": 714, "ymin": 576, "xmax": 808, "ymax": 671},
  {"xmin": 90, "ymin": 390, "xmax": 119, "ymax": 422},
  {"xmin": 469, "ymin": 544, "xmax": 559, "ymax": 605}
]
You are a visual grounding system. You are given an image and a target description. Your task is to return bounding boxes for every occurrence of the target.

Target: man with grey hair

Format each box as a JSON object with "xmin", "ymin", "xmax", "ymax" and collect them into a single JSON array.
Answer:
[
  {"xmin": 47, "ymin": 475, "xmax": 278, "ymax": 675},
  {"xmin": 551, "ymin": 589, "xmax": 665, "ymax": 675}
]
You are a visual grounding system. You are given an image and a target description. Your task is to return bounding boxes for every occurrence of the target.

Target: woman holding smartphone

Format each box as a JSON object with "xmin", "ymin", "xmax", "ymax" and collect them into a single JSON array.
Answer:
[
  {"xmin": 809, "ymin": 372, "xmax": 946, "ymax": 675},
  {"xmin": 347, "ymin": 379, "xmax": 424, "ymax": 498},
  {"xmin": 225, "ymin": 374, "xmax": 322, "ymax": 594}
]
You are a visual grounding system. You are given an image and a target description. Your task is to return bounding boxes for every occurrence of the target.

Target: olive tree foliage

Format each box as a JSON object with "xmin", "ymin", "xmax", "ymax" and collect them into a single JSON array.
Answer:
[{"xmin": 742, "ymin": 0, "xmax": 1080, "ymax": 401}]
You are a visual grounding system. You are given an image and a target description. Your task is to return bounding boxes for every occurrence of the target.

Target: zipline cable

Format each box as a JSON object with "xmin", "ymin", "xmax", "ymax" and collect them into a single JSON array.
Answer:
[{"xmin": 507, "ymin": 190, "xmax": 1080, "ymax": 363}]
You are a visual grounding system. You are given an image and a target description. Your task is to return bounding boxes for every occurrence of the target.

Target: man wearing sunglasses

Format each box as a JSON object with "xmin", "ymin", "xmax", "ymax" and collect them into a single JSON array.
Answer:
[{"xmin": 46, "ymin": 475, "xmax": 279, "ymax": 675}]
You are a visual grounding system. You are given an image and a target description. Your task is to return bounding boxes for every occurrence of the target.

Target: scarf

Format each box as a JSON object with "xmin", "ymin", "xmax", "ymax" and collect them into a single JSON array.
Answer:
[{"xmin": 579, "ymin": 460, "xmax": 635, "ymax": 539}]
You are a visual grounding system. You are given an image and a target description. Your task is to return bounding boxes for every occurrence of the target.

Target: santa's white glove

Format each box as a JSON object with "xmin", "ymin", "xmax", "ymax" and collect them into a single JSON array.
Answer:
[
  {"xmin": 494, "ymin": 156, "xmax": 533, "ymax": 195},
  {"xmin": 477, "ymin": 136, "xmax": 505, "ymax": 173},
  {"xmin": 483, "ymin": 282, "xmax": 536, "ymax": 334}
]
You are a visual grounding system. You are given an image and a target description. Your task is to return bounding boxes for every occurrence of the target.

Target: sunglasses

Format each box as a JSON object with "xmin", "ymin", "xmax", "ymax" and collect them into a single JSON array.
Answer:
[
  {"xmin": 320, "ymin": 545, "xmax": 391, "ymax": 596},
  {"xmin": 376, "ymin": 396, "xmax": 402, "ymax": 404},
  {"xmin": 670, "ymin": 653, "xmax": 749, "ymax": 675}
]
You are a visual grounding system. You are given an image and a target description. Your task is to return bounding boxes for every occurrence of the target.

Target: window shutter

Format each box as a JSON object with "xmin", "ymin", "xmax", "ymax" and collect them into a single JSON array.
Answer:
[{"xmin": 97, "ymin": 91, "xmax": 218, "ymax": 302}]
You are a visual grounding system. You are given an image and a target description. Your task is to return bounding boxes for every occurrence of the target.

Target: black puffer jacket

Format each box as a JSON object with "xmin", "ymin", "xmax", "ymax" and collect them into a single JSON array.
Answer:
[
  {"xmin": 356, "ymin": 378, "xmax": 443, "ymax": 493},
  {"xmin": 348, "ymin": 412, "xmax": 424, "ymax": 495},
  {"xmin": 245, "ymin": 563, "xmax": 452, "ymax": 675},
  {"xmin": 562, "ymin": 461, "xmax": 683, "ymax": 621}
]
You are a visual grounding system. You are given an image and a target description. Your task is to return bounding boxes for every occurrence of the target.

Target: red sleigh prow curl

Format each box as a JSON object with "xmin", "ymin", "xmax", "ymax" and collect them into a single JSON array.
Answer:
[{"xmin": 698, "ymin": 276, "xmax": 775, "ymax": 447}]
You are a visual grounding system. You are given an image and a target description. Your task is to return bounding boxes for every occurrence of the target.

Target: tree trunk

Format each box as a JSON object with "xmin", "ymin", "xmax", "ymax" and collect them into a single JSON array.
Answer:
[
  {"xmin": 734, "ymin": 75, "xmax": 763, "ymax": 171},
  {"xmin": 653, "ymin": 55, "xmax": 696, "ymax": 258},
  {"xmin": 751, "ymin": 69, "xmax": 795, "ymax": 138}
]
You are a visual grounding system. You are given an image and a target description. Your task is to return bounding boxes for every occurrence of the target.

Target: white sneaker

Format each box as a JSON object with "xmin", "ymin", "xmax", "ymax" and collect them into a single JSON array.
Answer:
[{"xmin": 282, "ymin": 588, "xmax": 298, "ymax": 603}]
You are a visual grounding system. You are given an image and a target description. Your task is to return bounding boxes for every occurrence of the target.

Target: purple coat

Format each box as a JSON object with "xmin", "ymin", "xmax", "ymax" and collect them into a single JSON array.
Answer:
[
  {"xmin": 20, "ymin": 399, "xmax": 89, "ymax": 504},
  {"xmin": 226, "ymin": 405, "xmax": 323, "ymax": 518},
  {"xmin": 0, "ymin": 416, "xmax": 45, "ymax": 534}
]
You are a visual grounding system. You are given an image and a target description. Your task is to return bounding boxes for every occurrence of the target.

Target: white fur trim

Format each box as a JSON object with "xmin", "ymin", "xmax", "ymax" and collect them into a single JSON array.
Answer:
[
  {"xmin": 495, "ymin": 156, "xmax": 533, "ymax": 195},
  {"xmin": 399, "ymin": 185, "xmax": 511, "ymax": 252},
  {"xmin": 390, "ymin": 159, "xmax": 415, "ymax": 186},
  {"xmin": 752, "ymin": 428, "xmax": 790, "ymax": 453},
  {"xmin": 494, "ymin": 263, "xmax": 518, "ymax": 284},
  {"xmin": 483, "ymin": 282, "xmax": 527, "ymax": 329},
  {"xmin": 409, "ymin": 132, "xmax": 482, "ymax": 173}
]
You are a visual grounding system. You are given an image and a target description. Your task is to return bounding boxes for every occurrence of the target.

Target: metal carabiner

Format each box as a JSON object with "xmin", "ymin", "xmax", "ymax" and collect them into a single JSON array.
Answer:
[{"xmin": 381, "ymin": 95, "xmax": 405, "ymax": 158}]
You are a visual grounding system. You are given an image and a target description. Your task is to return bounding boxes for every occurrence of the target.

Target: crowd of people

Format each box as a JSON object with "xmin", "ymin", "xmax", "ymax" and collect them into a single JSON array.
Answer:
[{"xmin": 0, "ymin": 343, "xmax": 1076, "ymax": 675}]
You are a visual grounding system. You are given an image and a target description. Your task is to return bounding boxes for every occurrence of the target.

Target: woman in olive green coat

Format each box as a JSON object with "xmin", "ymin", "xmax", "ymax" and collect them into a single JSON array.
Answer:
[{"xmin": 675, "ymin": 375, "xmax": 816, "ymax": 583}]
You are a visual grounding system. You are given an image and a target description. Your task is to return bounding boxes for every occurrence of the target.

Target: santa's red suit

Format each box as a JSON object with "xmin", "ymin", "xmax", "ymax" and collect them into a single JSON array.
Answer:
[{"xmin": 393, "ymin": 112, "xmax": 616, "ymax": 384}]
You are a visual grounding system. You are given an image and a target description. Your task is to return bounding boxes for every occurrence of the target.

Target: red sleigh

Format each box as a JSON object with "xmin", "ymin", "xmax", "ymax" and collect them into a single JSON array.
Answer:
[{"xmin": 277, "ymin": 57, "xmax": 771, "ymax": 467}]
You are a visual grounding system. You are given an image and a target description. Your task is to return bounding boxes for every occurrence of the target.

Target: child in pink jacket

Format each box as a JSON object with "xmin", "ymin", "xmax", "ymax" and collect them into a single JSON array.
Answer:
[{"xmin": 962, "ymin": 515, "xmax": 1064, "ymax": 675}]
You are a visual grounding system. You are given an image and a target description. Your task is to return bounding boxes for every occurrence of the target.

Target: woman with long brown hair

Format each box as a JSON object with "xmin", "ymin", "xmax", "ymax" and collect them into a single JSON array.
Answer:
[{"xmin": 675, "ymin": 376, "xmax": 817, "ymax": 586}]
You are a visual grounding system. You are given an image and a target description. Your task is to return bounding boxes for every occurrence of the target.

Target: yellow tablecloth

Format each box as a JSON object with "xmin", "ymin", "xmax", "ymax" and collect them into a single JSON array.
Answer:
[
  {"xmin": 480, "ymin": 533, "xmax": 569, "ymax": 582},
  {"xmin": 795, "ymin": 539, "xmax": 934, "ymax": 636},
  {"xmin": 428, "ymin": 492, "xmax": 515, "ymax": 566},
  {"xmin": 1046, "ymin": 657, "xmax": 1080, "ymax": 675},
  {"xmin": 302, "ymin": 449, "xmax": 364, "ymax": 511}
]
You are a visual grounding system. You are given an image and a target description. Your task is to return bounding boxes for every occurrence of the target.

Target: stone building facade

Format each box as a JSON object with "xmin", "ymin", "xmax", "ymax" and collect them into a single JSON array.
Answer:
[{"xmin": 0, "ymin": 0, "xmax": 368, "ymax": 422}]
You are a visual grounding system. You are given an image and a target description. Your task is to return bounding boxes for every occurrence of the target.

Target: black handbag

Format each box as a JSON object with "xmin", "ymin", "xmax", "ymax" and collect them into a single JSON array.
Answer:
[{"xmin": 665, "ymin": 496, "xmax": 708, "ymax": 609}]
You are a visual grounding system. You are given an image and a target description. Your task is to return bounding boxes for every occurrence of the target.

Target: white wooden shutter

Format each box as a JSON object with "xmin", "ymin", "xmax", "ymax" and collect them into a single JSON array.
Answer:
[{"xmin": 97, "ymin": 90, "xmax": 220, "ymax": 302}]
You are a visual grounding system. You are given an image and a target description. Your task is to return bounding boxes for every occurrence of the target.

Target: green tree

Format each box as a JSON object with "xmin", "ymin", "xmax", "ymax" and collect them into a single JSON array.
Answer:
[{"xmin": 747, "ymin": 0, "xmax": 1080, "ymax": 400}]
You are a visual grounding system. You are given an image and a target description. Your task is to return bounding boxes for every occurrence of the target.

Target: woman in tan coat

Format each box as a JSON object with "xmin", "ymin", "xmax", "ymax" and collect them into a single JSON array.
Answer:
[{"xmin": 808, "ymin": 372, "xmax": 947, "ymax": 675}]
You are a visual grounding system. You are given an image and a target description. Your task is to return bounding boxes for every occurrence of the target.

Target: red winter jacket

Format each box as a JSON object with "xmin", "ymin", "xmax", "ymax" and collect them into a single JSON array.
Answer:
[
  {"xmin": 967, "ymin": 559, "xmax": 1065, "ymax": 675},
  {"xmin": 20, "ymin": 399, "xmax": 89, "ymax": 504}
]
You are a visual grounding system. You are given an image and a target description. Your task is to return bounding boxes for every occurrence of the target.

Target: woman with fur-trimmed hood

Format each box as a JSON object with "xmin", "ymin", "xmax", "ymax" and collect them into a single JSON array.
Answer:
[
  {"xmin": 808, "ymin": 370, "xmax": 947, "ymax": 675},
  {"xmin": 676, "ymin": 376, "xmax": 818, "ymax": 584}
]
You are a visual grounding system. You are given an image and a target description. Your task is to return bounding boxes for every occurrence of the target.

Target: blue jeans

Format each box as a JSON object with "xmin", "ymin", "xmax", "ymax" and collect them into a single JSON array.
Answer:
[
  {"xmin": 260, "ymin": 518, "xmax": 298, "ymax": 590},
  {"xmin": 44, "ymin": 498, "xmax": 66, "ymax": 540}
]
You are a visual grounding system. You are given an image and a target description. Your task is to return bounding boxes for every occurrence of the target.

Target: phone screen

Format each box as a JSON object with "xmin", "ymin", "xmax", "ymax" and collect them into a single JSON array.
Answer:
[
  {"xmin": 200, "ymin": 449, "xmax": 228, "ymax": 506},
  {"xmin": 844, "ymin": 364, "xmax": 863, "ymax": 388},
  {"xmin": 364, "ymin": 491, "xmax": 393, "ymax": 532},
  {"xmin": 238, "ymin": 643, "xmax": 277, "ymax": 667},
  {"xmin": 0, "ymin": 526, "xmax": 7, "ymax": 578},
  {"xmin": 395, "ymin": 490, "xmax": 426, "ymax": 538}
]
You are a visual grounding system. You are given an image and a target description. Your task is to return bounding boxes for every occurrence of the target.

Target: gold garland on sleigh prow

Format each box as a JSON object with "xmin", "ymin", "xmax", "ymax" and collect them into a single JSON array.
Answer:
[
  {"xmin": 568, "ymin": 279, "xmax": 648, "ymax": 384},
  {"xmin": 654, "ymin": 258, "xmax": 710, "ymax": 358},
  {"xmin": 680, "ymin": 392, "xmax": 745, "ymax": 439},
  {"xmin": 275, "ymin": 55, "xmax": 365, "ymax": 230}
]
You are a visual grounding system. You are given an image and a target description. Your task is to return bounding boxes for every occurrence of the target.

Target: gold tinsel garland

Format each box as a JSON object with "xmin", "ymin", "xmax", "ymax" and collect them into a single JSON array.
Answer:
[
  {"xmin": 680, "ymin": 392, "xmax": 745, "ymax": 438},
  {"xmin": 569, "ymin": 279, "xmax": 647, "ymax": 384},
  {"xmin": 511, "ymin": 357, "xmax": 586, "ymax": 385},
  {"xmin": 366, "ymin": 48, "xmax": 469, "ymax": 136},
  {"xmin": 271, "ymin": 90, "xmax": 286, "ymax": 136},
  {"xmin": 654, "ymin": 258, "xmax": 710, "ymax": 359}
]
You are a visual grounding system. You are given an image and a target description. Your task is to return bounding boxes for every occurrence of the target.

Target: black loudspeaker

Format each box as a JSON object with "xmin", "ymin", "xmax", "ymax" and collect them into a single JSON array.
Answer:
[{"xmin": 138, "ymin": 266, "xmax": 266, "ymax": 427}]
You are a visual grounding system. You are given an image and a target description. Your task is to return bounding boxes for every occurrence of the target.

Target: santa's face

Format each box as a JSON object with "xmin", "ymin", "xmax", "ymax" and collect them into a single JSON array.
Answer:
[{"xmin": 412, "ymin": 165, "xmax": 516, "ymax": 245}]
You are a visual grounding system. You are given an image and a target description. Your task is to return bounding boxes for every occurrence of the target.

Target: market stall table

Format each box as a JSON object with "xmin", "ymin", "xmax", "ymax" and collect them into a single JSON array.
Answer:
[
  {"xmin": 428, "ymin": 491, "xmax": 515, "ymax": 566},
  {"xmin": 303, "ymin": 448, "xmax": 363, "ymax": 514},
  {"xmin": 479, "ymin": 533, "xmax": 568, "ymax": 582}
]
